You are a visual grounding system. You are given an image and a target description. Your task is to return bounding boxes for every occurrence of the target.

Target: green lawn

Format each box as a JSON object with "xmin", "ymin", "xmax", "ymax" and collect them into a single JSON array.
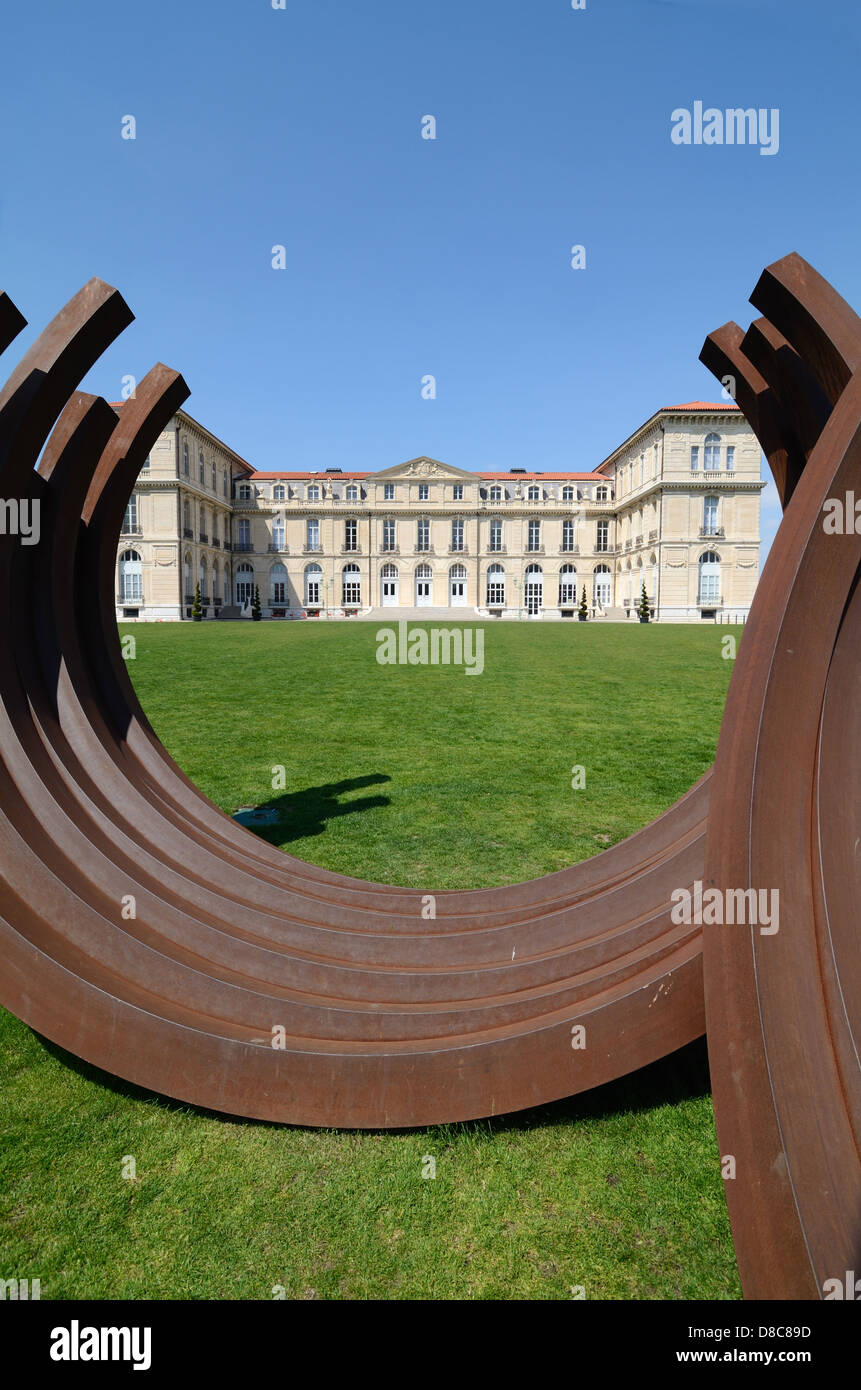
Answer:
[{"xmin": 0, "ymin": 620, "xmax": 743, "ymax": 1300}]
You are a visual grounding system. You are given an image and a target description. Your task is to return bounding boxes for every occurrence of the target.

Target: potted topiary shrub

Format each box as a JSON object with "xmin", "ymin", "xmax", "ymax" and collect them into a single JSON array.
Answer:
[
  {"xmin": 578, "ymin": 586, "xmax": 588, "ymax": 621},
  {"xmin": 192, "ymin": 580, "xmax": 202, "ymax": 622},
  {"xmin": 637, "ymin": 582, "xmax": 651, "ymax": 624},
  {"xmin": 252, "ymin": 585, "xmax": 262, "ymax": 622}
]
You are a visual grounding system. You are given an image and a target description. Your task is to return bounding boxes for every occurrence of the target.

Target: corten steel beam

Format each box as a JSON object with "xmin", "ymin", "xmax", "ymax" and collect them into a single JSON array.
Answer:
[
  {"xmin": 699, "ymin": 252, "xmax": 861, "ymax": 1300},
  {"xmin": 0, "ymin": 276, "xmax": 707, "ymax": 1130}
]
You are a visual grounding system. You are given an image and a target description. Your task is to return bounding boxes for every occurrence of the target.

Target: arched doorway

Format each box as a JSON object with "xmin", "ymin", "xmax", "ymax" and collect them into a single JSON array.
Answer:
[
  {"xmin": 380, "ymin": 562, "xmax": 398, "ymax": 606},
  {"xmin": 558, "ymin": 564, "xmax": 577, "ymax": 607},
  {"xmin": 449, "ymin": 563, "xmax": 467, "ymax": 606},
  {"xmin": 305, "ymin": 563, "xmax": 322, "ymax": 607},
  {"xmin": 524, "ymin": 563, "xmax": 543, "ymax": 617},
  {"xmin": 235, "ymin": 562, "xmax": 253, "ymax": 607},
  {"xmin": 415, "ymin": 563, "xmax": 432, "ymax": 607},
  {"xmin": 593, "ymin": 564, "xmax": 611, "ymax": 609}
]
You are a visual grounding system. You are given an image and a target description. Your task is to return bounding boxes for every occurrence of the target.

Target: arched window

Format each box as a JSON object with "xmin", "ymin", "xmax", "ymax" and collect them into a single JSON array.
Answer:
[
  {"xmin": 236, "ymin": 562, "xmax": 254, "ymax": 606},
  {"xmin": 381, "ymin": 562, "xmax": 398, "ymax": 577},
  {"xmin": 183, "ymin": 552, "xmax": 191, "ymax": 600},
  {"xmin": 489, "ymin": 485, "xmax": 503, "ymax": 501},
  {"xmin": 305, "ymin": 562, "xmax": 322, "ymax": 606},
  {"xmin": 527, "ymin": 485, "xmax": 540, "ymax": 501},
  {"xmin": 699, "ymin": 551, "xmax": 721, "ymax": 603},
  {"xmin": 273, "ymin": 484, "xmax": 285, "ymax": 501},
  {"xmin": 199, "ymin": 555, "xmax": 208, "ymax": 600},
  {"xmin": 270, "ymin": 561, "xmax": 288, "ymax": 604},
  {"xmin": 561, "ymin": 485, "xmax": 575, "ymax": 501},
  {"xmin": 558, "ymin": 563, "xmax": 577, "ymax": 606},
  {"xmin": 593, "ymin": 563, "xmax": 611, "ymax": 608},
  {"xmin": 342, "ymin": 562, "xmax": 361, "ymax": 606},
  {"xmin": 346, "ymin": 484, "xmax": 359, "ymax": 500},
  {"xmin": 486, "ymin": 563, "xmax": 505, "ymax": 607},
  {"xmin": 307, "ymin": 484, "xmax": 320, "ymax": 501},
  {"xmin": 704, "ymin": 433, "xmax": 721, "ymax": 471},
  {"xmin": 119, "ymin": 549, "xmax": 142, "ymax": 602}
]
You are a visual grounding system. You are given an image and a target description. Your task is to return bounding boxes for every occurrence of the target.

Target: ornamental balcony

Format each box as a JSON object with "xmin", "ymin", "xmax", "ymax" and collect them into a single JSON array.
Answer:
[
  {"xmin": 212, "ymin": 538, "xmax": 221, "ymax": 549},
  {"xmin": 697, "ymin": 595, "xmax": 723, "ymax": 607},
  {"xmin": 341, "ymin": 545, "xmax": 362, "ymax": 554},
  {"xmin": 699, "ymin": 525, "xmax": 726, "ymax": 538},
  {"xmin": 234, "ymin": 541, "xmax": 253, "ymax": 553},
  {"xmin": 199, "ymin": 533, "xmax": 208, "ymax": 544},
  {"xmin": 183, "ymin": 527, "xmax": 193, "ymax": 539},
  {"xmin": 268, "ymin": 542, "xmax": 289, "ymax": 553},
  {"xmin": 303, "ymin": 543, "xmax": 323, "ymax": 553},
  {"xmin": 120, "ymin": 524, "xmax": 142, "ymax": 536}
]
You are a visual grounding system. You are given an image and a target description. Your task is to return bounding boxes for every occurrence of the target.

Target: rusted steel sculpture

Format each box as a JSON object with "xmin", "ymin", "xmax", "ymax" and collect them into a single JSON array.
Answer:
[
  {"xmin": 699, "ymin": 253, "xmax": 861, "ymax": 1300},
  {"xmin": 0, "ymin": 253, "xmax": 857, "ymax": 1301},
  {"xmin": 0, "ymin": 276, "xmax": 707, "ymax": 1128}
]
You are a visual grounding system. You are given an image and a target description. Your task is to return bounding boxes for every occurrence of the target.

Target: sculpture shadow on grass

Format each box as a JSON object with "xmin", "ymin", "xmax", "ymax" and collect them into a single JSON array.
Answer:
[{"xmin": 236, "ymin": 773, "xmax": 392, "ymax": 846}]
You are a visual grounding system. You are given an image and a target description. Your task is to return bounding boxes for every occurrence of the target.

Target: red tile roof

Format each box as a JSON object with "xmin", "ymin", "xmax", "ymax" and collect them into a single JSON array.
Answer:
[
  {"xmin": 661, "ymin": 401, "xmax": 740, "ymax": 411},
  {"xmin": 249, "ymin": 471, "xmax": 372, "ymax": 480}
]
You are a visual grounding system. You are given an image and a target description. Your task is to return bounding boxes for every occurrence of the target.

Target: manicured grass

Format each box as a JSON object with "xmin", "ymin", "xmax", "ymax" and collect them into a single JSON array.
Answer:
[
  {"xmin": 120, "ymin": 620, "xmax": 735, "ymax": 890},
  {"xmin": 0, "ymin": 621, "xmax": 743, "ymax": 1300}
]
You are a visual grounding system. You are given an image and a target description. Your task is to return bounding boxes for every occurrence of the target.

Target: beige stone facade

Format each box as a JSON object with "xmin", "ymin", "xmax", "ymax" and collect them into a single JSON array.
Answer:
[{"xmin": 116, "ymin": 402, "xmax": 764, "ymax": 622}]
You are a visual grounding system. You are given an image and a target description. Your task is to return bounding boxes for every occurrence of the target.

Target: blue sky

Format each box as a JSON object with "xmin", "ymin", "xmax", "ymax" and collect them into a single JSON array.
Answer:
[{"xmin": 2, "ymin": 0, "xmax": 859, "ymax": 564}]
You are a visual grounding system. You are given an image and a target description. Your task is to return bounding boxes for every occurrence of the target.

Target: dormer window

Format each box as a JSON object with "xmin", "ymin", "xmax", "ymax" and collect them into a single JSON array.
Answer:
[
  {"xmin": 489, "ymin": 485, "xmax": 502, "ymax": 501},
  {"xmin": 307, "ymin": 484, "xmax": 320, "ymax": 500},
  {"xmin": 346, "ymin": 484, "xmax": 359, "ymax": 500},
  {"xmin": 561, "ymin": 485, "xmax": 575, "ymax": 501},
  {"xmin": 273, "ymin": 484, "xmax": 285, "ymax": 501},
  {"xmin": 596, "ymin": 486, "xmax": 608, "ymax": 502},
  {"xmin": 238, "ymin": 483, "xmax": 252, "ymax": 501},
  {"xmin": 527, "ymin": 485, "xmax": 540, "ymax": 501}
]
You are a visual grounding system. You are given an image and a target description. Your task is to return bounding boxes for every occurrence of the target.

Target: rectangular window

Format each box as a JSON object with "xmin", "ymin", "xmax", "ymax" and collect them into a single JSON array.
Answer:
[
  {"xmin": 382, "ymin": 519, "xmax": 396, "ymax": 551},
  {"xmin": 343, "ymin": 574, "xmax": 361, "ymax": 605},
  {"xmin": 451, "ymin": 520, "xmax": 464, "ymax": 551},
  {"xmin": 489, "ymin": 519, "xmax": 502, "ymax": 552},
  {"xmin": 211, "ymin": 462, "xmax": 217, "ymax": 491},
  {"xmin": 122, "ymin": 495, "xmax": 138, "ymax": 532},
  {"xmin": 690, "ymin": 446, "xmax": 699, "ymax": 471},
  {"xmin": 486, "ymin": 576, "xmax": 505, "ymax": 606},
  {"xmin": 306, "ymin": 519, "xmax": 320, "ymax": 550},
  {"xmin": 418, "ymin": 483, "xmax": 429, "ymax": 501},
  {"xmin": 527, "ymin": 519, "xmax": 540, "ymax": 551},
  {"xmin": 383, "ymin": 483, "xmax": 394, "ymax": 500},
  {"xmin": 237, "ymin": 519, "xmax": 251, "ymax": 550},
  {"xmin": 726, "ymin": 446, "xmax": 735, "ymax": 471},
  {"xmin": 704, "ymin": 497, "xmax": 718, "ymax": 532},
  {"xmin": 141, "ymin": 455, "xmax": 150, "ymax": 471},
  {"xmin": 272, "ymin": 522, "xmax": 285, "ymax": 549},
  {"xmin": 416, "ymin": 519, "xmax": 429, "ymax": 551},
  {"xmin": 453, "ymin": 484, "xmax": 463, "ymax": 500},
  {"xmin": 562, "ymin": 519, "xmax": 575, "ymax": 552},
  {"xmin": 596, "ymin": 520, "xmax": 608, "ymax": 553},
  {"xmin": 344, "ymin": 518, "xmax": 357, "ymax": 551},
  {"xmin": 272, "ymin": 581, "xmax": 286, "ymax": 603}
]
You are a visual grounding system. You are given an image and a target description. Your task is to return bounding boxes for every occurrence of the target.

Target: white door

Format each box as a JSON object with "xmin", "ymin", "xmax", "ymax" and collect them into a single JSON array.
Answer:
[
  {"xmin": 415, "ymin": 573, "xmax": 432, "ymax": 606},
  {"xmin": 306, "ymin": 578, "xmax": 320, "ymax": 605},
  {"xmin": 381, "ymin": 576, "xmax": 398, "ymax": 606},
  {"xmin": 450, "ymin": 574, "xmax": 466, "ymax": 606},
  {"xmin": 525, "ymin": 578, "xmax": 543, "ymax": 616}
]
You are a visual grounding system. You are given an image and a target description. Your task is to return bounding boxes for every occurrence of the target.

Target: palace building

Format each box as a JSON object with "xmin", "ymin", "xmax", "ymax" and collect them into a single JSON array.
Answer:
[{"xmin": 116, "ymin": 401, "xmax": 765, "ymax": 623}]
